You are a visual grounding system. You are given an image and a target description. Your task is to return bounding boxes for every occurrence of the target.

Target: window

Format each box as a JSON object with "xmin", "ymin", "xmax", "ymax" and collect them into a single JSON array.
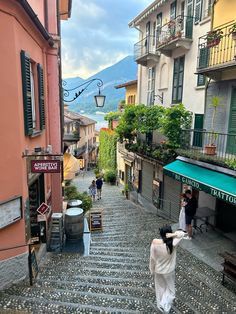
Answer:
[
  {"xmin": 195, "ymin": 0, "xmax": 202, "ymax": 23},
  {"xmin": 153, "ymin": 21, "xmax": 156, "ymax": 46},
  {"xmin": 156, "ymin": 13, "xmax": 162, "ymax": 43},
  {"xmin": 21, "ymin": 50, "xmax": 45, "ymax": 136},
  {"xmin": 170, "ymin": 1, "xmax": 177, "ymax": 20},
  {"xmin": 197, "ymin": 74, "xmax": 206, "ymax": 86},
  {"xmin": 172, "ymin": 56, "xmax": 185, "ymax": 103},
  {"xmin": 147, "ymin": 67, "xmax": 156, "ymax": 106}
]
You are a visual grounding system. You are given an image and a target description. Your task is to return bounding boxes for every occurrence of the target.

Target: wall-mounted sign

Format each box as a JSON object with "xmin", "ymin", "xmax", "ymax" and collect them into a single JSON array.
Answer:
[
  {"xmin": 31, "ymin": 160, "xmax": 61, "ymax": 173},
  {"xmin": 0, "ymin": 196, "xmax": 22, "ymax": 230},
  {"xmin": 37, "ymin": 202, "xmax": 49, "ymax": 215},
  {"xmin": 90, "ymin": 210, "xmax": 103, "ymax": 231}
]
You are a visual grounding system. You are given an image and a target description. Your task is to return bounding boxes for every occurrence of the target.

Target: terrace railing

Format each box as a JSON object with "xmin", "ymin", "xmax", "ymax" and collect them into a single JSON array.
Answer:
[
  {"xmin": 157, "ymin": 15, "xmax": 193, "ymax": 49},
  {"xmin": 198, "ymin": 22, "xmax": 236, "ymax": 70},
  {"xmin": 179, "ymin": 129, "xmax": 236, "ymax": 162}
]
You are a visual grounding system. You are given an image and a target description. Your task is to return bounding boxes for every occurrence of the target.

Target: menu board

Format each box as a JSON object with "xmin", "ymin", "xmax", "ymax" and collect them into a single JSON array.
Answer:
[
  {"xmin": 90, "ymin": 210, "xmax": 103, "ymax": 231},
  {"xmin": 0, "ymin": 197, "xmax": 22, "ymax": 229}
]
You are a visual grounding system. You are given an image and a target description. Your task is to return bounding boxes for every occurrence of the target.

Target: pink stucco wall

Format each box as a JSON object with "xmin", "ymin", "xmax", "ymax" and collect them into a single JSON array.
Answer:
[{"xmin": 0, "ymin": 0, "xmax": 62, "ymax": 259}]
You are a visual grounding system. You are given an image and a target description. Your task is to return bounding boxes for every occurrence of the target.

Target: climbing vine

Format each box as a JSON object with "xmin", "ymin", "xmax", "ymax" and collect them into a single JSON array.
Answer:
[{"xmin": 98, "ymin": 128, "xmax": 117, "ymax": 172}]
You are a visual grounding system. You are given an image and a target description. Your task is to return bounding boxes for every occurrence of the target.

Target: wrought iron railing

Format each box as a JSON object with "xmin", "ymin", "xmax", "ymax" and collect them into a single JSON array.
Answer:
[
  {"xmin": 157, "ymin": 15, "xmax": 193, "ymax": 48},
  {"xmin": 134, "ymin": 35, "xmax": 158, "ymax": 60},
  {"xmin": 198, "ymin": 22, "xmax": 236, "ymax": 70},
  {"xmin": 179, "ymin": 129, "xmax": 236, "ymax": 161}
]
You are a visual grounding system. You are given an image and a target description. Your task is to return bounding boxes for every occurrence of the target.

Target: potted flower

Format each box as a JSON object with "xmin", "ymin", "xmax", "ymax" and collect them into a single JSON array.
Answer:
[
  {"xmin": 206, "ymin": 29, "xmax": 223, "ymax": 48},
  {"xmin": 204, "ymin": 96, "xmax": 223, "ymax": 155},
  {"xmin": 229, "ymin": 23, "xmax": 236, "ymax": 40}
]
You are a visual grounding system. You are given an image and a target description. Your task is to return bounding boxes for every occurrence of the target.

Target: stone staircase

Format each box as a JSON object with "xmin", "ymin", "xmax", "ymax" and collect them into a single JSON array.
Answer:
[{"xmin": 0, "ymin": 184, "xmax": 236, "ymax": 313}]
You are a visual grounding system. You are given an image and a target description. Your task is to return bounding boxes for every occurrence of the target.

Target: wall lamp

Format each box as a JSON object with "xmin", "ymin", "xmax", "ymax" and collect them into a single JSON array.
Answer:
[
  {"xmin": 154, "ymin": 92, "xmax": 164, "ymax": 104},
  {"xmin": 62, "ymin": 78, "xmax": 106, "ymax": 107}
]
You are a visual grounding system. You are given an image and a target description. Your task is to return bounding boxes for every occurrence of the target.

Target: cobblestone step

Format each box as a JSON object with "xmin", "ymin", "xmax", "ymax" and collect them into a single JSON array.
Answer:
[
  {"xmin": 1, "ymin": 286, "xmax": 158, "ymax": 313},
  {"xmin": 0, "ymin": 293, "xmax": 151, "ymax": 314}
]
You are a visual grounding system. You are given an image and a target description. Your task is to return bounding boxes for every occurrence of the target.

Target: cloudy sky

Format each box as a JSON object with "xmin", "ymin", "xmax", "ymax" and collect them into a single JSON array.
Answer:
[{"xmin": 61, "ymin": 0, "xmax": 151, "ymax": 79}]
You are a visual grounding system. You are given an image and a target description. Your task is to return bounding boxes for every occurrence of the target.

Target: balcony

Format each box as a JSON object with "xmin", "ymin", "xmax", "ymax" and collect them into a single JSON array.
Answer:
[
  {"xmin": 74, "ymin": 145, "xmax": 86, "ymax": 157},
  {"xmin": 156, "ymin": 15, "xmax": 193, "ymax": 56},
  {"xmin": 179, "ymin": 129, "xmax": 236, "ymax": 165},
  {"xmin": 63, "ymin": 131, "xmax": 80, "ymax": 143},
  {"xmin": 197, "ymin": 23, "xmax": 236, "ymax": 79},
  {"xmin": 134, "ymin": 35, "xmax": 160, "ymax": 66}
]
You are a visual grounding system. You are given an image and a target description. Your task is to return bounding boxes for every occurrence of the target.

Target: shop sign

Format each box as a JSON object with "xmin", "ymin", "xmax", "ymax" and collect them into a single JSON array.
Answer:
[
  {"xmin": 0, "ymin": 196, "xmax": 22, "ymax": 229},
  {"xmin": 164, "ymin": 169, "xmax": 236, "ymax": 205},
  {"xmin": 37, "ymin": 202, "xmax": 49, "ymax": 215},
  {"xmin": 90, "ymin": 211, "xmax": 103, "ymax": 231},
  {"xmin": 31, "ymin": 160, "xmax": 61, "ymax": 173}
]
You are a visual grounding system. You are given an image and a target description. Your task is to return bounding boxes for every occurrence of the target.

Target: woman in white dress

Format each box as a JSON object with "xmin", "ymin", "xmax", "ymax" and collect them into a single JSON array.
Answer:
[
  {"xmin": 149, "ymin": 226, "xmax": 186, "ymax": 313},
  {"xmin": 179, "ymin": 193, "xmax": 187, "ymax": 231}
]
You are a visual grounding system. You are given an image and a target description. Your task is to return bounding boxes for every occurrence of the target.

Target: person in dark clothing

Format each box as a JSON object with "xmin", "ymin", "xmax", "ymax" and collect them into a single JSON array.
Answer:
[
  {"xmin": 96, "ymin": 177, "xmax": 103, "ymax": 200},
  {"xmin": 184, "ymin": 190, "xmax": 198, "ymax": 239}
]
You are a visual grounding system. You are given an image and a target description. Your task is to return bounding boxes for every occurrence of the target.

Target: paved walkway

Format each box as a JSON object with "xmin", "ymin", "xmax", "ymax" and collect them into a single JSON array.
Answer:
[{"xmin": 0, "ymin": 171, "xmax": 235, "ymax": 313}]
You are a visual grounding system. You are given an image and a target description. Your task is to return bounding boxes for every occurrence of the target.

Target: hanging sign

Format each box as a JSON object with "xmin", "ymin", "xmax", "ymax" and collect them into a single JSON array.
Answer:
[
  {"xmin": 31, "ymin": 160, "xmax": 61, "ymax": 173},
  {"xmin": 37, "ymin": 202, "xmax": 49, "ymax": 215}
]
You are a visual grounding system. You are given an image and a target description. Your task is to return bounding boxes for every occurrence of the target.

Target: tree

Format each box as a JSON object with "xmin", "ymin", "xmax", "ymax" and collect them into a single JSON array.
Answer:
[{"xmin": 161, "ymin": 104, "xmax": 192, "ymax": 146}]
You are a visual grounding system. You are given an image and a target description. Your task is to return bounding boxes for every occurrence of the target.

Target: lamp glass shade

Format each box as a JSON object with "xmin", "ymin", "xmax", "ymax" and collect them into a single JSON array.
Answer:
[{"xmin": 94, "ymin": 94, "xmax": 105, "ymax": 107}]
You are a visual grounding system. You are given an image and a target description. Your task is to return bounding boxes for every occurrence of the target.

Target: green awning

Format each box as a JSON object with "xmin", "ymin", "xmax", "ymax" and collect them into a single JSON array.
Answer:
[{"xmin": 163, "ymin": 160, "xmax": 236, "ymax": 206}]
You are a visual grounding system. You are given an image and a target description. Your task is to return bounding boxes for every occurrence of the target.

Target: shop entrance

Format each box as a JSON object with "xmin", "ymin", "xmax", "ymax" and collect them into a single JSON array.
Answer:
[
  {"xmin": 29, "ymin": 174, "xmax": 46, "ymax": 244},
  {"xmin": 216, "ymin": 199, "xmax": 236, "ymax": 233}
]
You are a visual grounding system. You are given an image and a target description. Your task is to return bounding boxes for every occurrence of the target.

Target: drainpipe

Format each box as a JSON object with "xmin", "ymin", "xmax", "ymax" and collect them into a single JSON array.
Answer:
[{"xmin": 56, "ymin": 0, "xmax": 64, "ymax": 154}]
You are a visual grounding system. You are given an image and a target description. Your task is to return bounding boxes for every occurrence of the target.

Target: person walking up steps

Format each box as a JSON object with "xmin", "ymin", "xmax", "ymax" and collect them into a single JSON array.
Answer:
[
  {"xmin": 96, "ymin": 176, "xmax": 103, "ymax": 200},
  {"xmin": 149, "ymin": 225, "xmax": 186, "ymax": 313},
  {"xmin": 89, "ymin": 180, "xmax": 96, "ymax": 202}
]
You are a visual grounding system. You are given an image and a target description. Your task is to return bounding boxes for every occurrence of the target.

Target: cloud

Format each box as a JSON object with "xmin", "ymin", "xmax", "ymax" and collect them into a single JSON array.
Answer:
[{"xmin": 61, "ymin": 0, "xmax": 151, "ymax": 78}]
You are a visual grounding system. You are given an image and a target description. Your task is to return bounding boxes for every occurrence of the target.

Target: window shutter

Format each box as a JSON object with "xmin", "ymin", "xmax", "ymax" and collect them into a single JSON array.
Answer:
[
  {"xmin": 195, "ymin": 0, "xmax": 202, "ymax": 23},
  {"xmin": 21, "ymin": 50, "xmax": 33, "ymax": 135},
  {"xmin": 37, "ymin": 64, "xmax": 45, "ymax": 130},
  {"xmin": 197, "ymin": 74, "xmax": 206, "ymax": 86}
]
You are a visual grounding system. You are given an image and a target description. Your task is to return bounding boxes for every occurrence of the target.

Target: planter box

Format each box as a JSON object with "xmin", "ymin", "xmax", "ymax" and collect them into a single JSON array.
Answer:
[{"xmin": 207, "ymin": 38, "xmax": 220, "ymax": 48}]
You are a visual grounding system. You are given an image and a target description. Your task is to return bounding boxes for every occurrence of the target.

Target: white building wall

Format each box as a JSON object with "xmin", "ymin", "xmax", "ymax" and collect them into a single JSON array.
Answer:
[{"xmin": 134, "ymin": 0, "xmax": 211, "ymax": 119}]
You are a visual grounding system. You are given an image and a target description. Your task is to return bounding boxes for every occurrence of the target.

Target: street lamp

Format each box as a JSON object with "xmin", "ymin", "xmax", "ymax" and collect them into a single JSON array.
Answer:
[{"xmin": 62, "ymin": 78, "xmax": 106, "ymax": 107}]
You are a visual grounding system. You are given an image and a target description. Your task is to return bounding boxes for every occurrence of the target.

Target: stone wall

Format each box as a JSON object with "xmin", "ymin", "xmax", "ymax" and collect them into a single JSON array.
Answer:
[{"xmin": 0, "ymin": 253, "xmax": 28, "ymax": 290}]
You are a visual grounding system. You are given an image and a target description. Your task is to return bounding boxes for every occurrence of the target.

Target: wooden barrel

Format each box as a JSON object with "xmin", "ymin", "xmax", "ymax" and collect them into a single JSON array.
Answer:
[{"xmin": 65, "ymin": 207, "xmax": 84, "ymax": 241}]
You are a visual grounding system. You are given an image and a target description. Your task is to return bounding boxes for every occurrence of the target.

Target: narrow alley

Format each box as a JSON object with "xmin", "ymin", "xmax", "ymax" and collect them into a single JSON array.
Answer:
[{"xmin": 0, "ymin": 172, "xmax": 235, "ymax": 313}]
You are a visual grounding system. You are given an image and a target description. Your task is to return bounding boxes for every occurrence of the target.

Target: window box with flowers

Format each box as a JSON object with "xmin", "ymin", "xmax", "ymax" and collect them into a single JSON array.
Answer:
[{"xmin": 206, "ymin": 29, "xmax": 223, "ymax": 48}]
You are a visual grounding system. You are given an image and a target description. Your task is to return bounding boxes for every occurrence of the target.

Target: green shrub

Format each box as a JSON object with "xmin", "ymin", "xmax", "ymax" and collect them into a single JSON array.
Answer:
[
  {"xmin": 104, "ymin": 170, "xmax": 117, "ymax": 184},
  {"xmin": 64, "ymin": 185, "xmax": 92, "ymax": 213}
]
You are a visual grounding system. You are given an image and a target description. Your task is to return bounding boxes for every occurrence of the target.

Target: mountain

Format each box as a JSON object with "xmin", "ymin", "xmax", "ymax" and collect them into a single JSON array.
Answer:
[{"xmin": 63, "ymin": 56, "xmax": 137, "ymax": 113}]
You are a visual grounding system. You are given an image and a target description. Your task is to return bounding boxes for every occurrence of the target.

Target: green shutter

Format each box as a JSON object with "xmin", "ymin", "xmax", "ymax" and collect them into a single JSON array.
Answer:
[
  {"xmin": 172, "ymin": 56, "xmax": 185, "ymax": 103},
  {"xmin": 195, "ymin": 0, "xmax": 202, "ymax": 23},
  {"xmin": 199, "ymin": 47, "xmax": 209, "ymax": 68},
  {"xmin": 37, "ymin": 64, "xmax": 45, "ymax": 130},
  {"xmin": 227, "ymin": 87, "xmax": 236, "ymax": 154},
  {"xmin": 193, "ymin": 114, "xmax": 204, "ymax": 147},
  {"xmin": 21, "ymin": 50, "xmax": 33, "ymax": 136},
  {"xmin": 197, "ymin": 74, "xmax": 206, "ymax": 86}
]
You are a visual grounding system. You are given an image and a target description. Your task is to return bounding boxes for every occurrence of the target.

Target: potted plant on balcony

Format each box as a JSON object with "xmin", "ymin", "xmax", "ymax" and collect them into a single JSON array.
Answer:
[
  {"xmin": 229, "ymin": 23, "xmax": 236, "ymax": 40},
  {"xmin": 204, "ymin": 96, "xmax": 223, "ymax": 155},
  {"xmin": 206, "ymin": 29, "xmax": 223, "ymax": 48}
]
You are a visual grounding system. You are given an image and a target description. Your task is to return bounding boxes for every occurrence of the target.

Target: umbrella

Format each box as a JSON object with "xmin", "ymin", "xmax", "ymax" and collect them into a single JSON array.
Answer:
[{"xmin": 63, "ymin": 153, "xmax": 80, "ymax": 180}]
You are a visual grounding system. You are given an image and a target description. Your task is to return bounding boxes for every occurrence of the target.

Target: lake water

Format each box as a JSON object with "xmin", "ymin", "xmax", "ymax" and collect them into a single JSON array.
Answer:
[{"xmin": 82, "ymin": 113, "xmax": 108, "ymax": 131}]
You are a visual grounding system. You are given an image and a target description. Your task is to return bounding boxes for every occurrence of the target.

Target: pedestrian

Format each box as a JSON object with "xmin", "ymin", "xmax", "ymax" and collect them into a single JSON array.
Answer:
[
  {"xmin": 178, "ymin": 193, "xmax": 187, "ymax": 231},
  {"xmin": 149, "ymin": 226, "xmax": 186, "ymax": 313},
  {"xmin": 96, "ymin": 176, "xmax": 103, "ymax": 200},
  {"xmin": 89, "ymin": 180, "xmax": 96, "ymax": 202},
  {"xmin": 184, "ymin": 189, "xmax": 198, "ymax": 240}
]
